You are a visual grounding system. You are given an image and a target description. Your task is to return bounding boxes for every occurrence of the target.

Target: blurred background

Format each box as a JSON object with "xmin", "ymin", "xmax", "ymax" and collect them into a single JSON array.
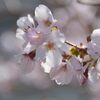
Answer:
[{"xmin": 0, "ymin": 0, "xmax": 100, "ymax": 100}]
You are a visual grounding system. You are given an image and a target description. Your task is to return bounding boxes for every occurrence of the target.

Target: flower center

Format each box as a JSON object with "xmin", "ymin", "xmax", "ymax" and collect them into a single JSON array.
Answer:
[
  {"xmin": 45, "ymin": 41, "xmax": 55, "ymax": 50},
  {"xmin": 44, "ymin": 20, "xmax": 52, "ymax": 27},
  {"xmin": 23, "ymin": 50, "xmax": 36, "ymax": 60}
]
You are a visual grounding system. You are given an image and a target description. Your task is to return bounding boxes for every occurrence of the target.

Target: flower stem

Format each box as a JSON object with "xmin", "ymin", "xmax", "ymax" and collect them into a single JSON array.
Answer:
[{"xmin": 65, "ymin": 41, "xmax": 81, "ymax": 49}]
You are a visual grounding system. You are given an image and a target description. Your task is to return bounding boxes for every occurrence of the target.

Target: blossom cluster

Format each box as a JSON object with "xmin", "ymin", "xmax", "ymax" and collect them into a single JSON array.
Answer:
[{"xmin": 16, "ymin": 4, "xmax": 100, "ymax": 85}]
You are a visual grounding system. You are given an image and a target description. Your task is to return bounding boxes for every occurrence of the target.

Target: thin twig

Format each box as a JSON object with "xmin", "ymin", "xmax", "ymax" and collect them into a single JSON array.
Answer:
[{"xmin": 65, "ymin": 41, "xmax": 81, "ymax": 49}]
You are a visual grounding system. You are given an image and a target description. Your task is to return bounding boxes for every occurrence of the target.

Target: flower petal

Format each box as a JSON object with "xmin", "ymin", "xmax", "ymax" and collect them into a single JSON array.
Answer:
[
  {"xmin": 87, "ymin": 42, "xmax": 100, "ymax": 59},
  {"xmin": 17, "ymin": 14, "xmax": 34, "ymax": 30},
  {"xmin": 16, "ymin": 28, "xmax": 25, "ymax": 40},
  {"xmin": 16, "ymin": 54, "xmax": 35, "ymax": 74},
  {"xmin": 88, "ymin": 67, "xmax": 100, "ymax": 83},
  {"xmin": 41, "ymin": 49, "xmax": 63, "ymax": 73},
  {"xmin": 35, "ymin": 4, "xmax": 55, "ymax": 26},
  {"xmin": 23, "ymin": 42, "xmax": 34, "ymax": 54},
  {"xmin": 50, "ymin": 61, "xmax": 73, "ymax": 85},
  {"xmin": 70, "ymin": 57, "xmax": 83, "ymax": 70},
  {"xmin": 91, "ymin": 29, "xmax": 100, "ymax": 45}
]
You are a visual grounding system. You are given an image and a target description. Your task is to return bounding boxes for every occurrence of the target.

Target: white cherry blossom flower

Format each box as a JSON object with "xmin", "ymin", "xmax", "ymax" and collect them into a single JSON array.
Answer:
[
  {"xmin": 41, "ymin": 42, "xmax": 73, "ymax": 85},
  {"xmin": 40, "ymin": 27, "xmax": 73, "ymax": 85},
  {"xmin": 41, "ymin": 49, "xmax": 87, "ymax": 85},
  {"xmin": 35, "ymin": 4, "xmax": 58, "ymax": 35},
  {"xmin": 16, "ymin": 14, "xmax": 46, "ymax": 50},
  {"xmin": 15, "ymin": 4, "xmax": 100, "ymax": 85},
  {"xmin": 41, "ymin": 27, "xmax": 68, "ymax": 71}
]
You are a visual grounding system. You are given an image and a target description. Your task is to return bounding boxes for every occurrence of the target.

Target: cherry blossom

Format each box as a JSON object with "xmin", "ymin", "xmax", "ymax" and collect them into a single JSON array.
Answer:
[
  {"xmin": 16, "ymin": 14, "xmax": 45, "ymax": 50},
  {"xmin": 15, "ymin": 4, "xmax": 100, "ymax": 86}
]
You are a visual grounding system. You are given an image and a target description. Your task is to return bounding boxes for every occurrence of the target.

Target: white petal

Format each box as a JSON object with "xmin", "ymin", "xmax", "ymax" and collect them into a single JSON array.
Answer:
[
  {"xmin": 36, "ymin": 46, "xmax": 46, "ymax": 61},
  {"xmin": 79, "ymin": 74, "xmax": 86, "ymax": 85},
  {"xmin": 16, "ymin": 28, "xmax": 25, "ymax": 40},
  {"xmin": 17, "ymin": 14, "xmax": 34, "ymax": 30},
  {"xmin": 41, "ymin": 49, "xmax": 62, "ymax": 73},
  {"xmin": 17, "ymin": 16, "xmax": 28, "ymax": 29},
  {"xmin": 46, "ymin": 50, "xmax": 62, "ymax": 67},
  {"xmin": 76, "ymin": 70, "xmax": 86, "ymax": 85},
  {"xmin": 49, "ymin": 31, "xmax": 68, "ymax": 53},
  {"xmin": 27, "ymin": 14, "xmax": 34, "ymax": 26},
  {"xmin": 58, "ymin": 43, "xmax": 69, "ymax": 54},
  {"xmin": 29, "ymin": 32, "xmax": 45, "ymax": 47},
  {"xmin": 35, "ymin": 4, "xmax": 55, "ymax": 24},
  {"xmin": 16, "ymin": 54, "xmax": 35, "ymax": 74},
  {"xmin": 51, "ymin": 31, "xmax": 66, "ymax": 43},
  {"xmin": 96, "ymin": 58, "xmax": 100, "ymax": 73},
  {"xmin": 87, "ymin": 42, "xmax": 99, "ymax": 59},
  {"xmin": 93, "ymin": 44, "xmax": 100, "ymax": 55},
  {"xmin": 23, "ymin": 42, "xmax": 34, "ymax": 54},
  {"xmin": 41, "ymin": 62, "xmax": 51, "ymax": 73},
  {"xmin": 92, "ymin": 29, "xmax": 100, "ymax": 45},
  {"xmin": 88, "ymin": 67, "xmax": 100, "ymax": 83},
  {"xmin": 50, "ymin": 61, "xmax": 73, "ymax": 85},
  {"xmin": 70, "ymin": 57, "xmax": 83, "ymax": 70}
]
